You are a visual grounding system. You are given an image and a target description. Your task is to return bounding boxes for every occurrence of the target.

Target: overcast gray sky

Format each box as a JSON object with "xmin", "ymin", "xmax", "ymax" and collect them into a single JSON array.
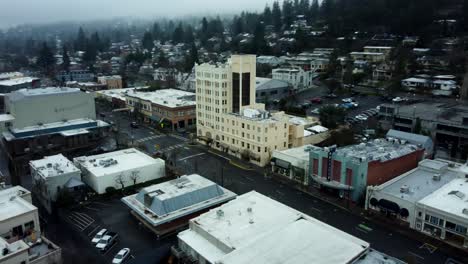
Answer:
[{"xmin": 0, "ymin": 0, "xmax": 281, "ymax": 28}]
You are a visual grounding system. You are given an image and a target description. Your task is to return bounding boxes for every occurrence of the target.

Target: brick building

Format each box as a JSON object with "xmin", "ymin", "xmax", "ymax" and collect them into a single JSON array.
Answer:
[{"xmin": 307, "ymin": 138, "xmax": 424, "ymax": 202}]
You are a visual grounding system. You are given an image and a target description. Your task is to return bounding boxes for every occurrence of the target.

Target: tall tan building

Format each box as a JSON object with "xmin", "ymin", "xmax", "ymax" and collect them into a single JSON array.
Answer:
[{"xmin": 196, "ymin": 55, "xmax": 319, "ymax": 166}]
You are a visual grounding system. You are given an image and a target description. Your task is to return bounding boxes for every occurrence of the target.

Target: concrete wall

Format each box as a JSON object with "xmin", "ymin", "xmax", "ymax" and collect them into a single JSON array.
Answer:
[
  {"xmin": 0, "ymin": 209, "xmax": 40, "ymax": 238},
  {"xmin": 6, "ymin": 90, "xmax": 96, "ymax": 129}
]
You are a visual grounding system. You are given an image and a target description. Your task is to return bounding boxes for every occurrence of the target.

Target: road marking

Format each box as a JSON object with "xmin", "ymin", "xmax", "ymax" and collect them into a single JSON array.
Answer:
[
  {"xmin": 87, "ymin": 225, "xmax": 101, "ymax": 237},
  {"xmin": 208, "ymin": 150, "xmax": 231, "ymax": 160},
  {"xmin": 310, "ymin": 206, "xmax": 322, "ymax": 214},
  {"xmin": 170, "ymin": 134, "xmax": 189, "ymax": 141},
  {"xmin": 135, "ymin": 135, "xmax": 164, "ymax": 143},
  {"xmin": 408, "ymin": 251, "xmax": 425, "ymax": 260},
  {"xmin": 239, "ymin": 181, "xmax": 246, "ymax": 185},
  {"xmin": 276, "ymin": 190, "xmax": 285, "ymax": 196},
  {"xmin": 179, "ymin": 153, "xmax": 205, "ymax": 161},
  {"xmin": 419, "ymin": 243, "xmax": 437, "ymax": 253},
  {"xmin": 355, "ymin": 226, "xmax": 369, "ymax": 233},
  {"xmin": 84, "ymin": 206, "xmax": 100, "ymax": 212},
  {"xmin": 358, "ymin": 223, "xmax": 373, "ymax": 232},
  {"xmin": 244, "ymin": 176, "xmax": 254, "ymax": 182},
  {"xmin": 103, "ymin": 241, "xmax": 119, "ymax": 255}
]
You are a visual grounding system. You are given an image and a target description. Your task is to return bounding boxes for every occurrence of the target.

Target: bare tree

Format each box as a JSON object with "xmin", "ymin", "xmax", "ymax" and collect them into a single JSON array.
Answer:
[
  {"xmin": 129, "ymin": 170, "xmax": 141, "ymax": 185},
  {"xmin": 115, "ymin": 173, "xmax": 127, "ymax": 190}
]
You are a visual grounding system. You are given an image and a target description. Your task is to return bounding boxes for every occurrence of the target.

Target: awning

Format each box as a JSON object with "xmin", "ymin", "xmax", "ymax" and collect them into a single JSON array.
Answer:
[{"xmin": 274, "ymin": 159, "xmax": 291, "ymax": 169}]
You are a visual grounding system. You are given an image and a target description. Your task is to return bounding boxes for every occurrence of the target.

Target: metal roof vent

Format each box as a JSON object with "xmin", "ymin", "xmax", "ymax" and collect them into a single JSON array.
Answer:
[
  {"xmin": 463, "ymin": 208, "xmax": 468, "ymax": 216},
  {"xmin": 247, "ymin": 207, "xmax": 252, "ymax": 213},
  {"xmin": 432, "ymin": 174, "xmax": 441, "ymax": 181},
  {"xmin": 216, "ymin": 209, "xmax": 224, "ymax": 218},
  {"xmin": 400, "ymin": 185, "xmax": 409, "ymax": 193},
  {"xmin": 249, "ymin": 219, "xmax": 254, "ymax": 224}
]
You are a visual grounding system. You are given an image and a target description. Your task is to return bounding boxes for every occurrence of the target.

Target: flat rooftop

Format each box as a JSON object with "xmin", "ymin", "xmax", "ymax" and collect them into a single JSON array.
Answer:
[
  {"xmin": 0, "ymin": 187, "xmax": 36, "ymax": 222},
  {"xmin": 178, "ymin": 191, "xmax": 369, "ymax": 264},
  {"xmin": 381, "ymin": 102, "xmax": 468, "ymax": 125},
  {"xmin": 417, "ymin": 177, "xmax": 468, "ymax": 220},
  {"xmin": 30, "ymin": 154, "xmax": 80, "ymax": 178},
  {"xmin": 74, "ymin": 148, "xmax": 163, "ymax": 177},
  {"xmin": 122, "ymin": 174, "xmax": 236, "ymax": 226},
  {"xmin": 0, "ymin": 77, "xmax": 38, "ymax": 86},
  {"xmin": 96, "ymin": 88, "xmax": 137, "ymax": 101},
  {"xmin": 5, "ymin": 118, "xmax": 108, "ymax": 140},
  {"xmin": 0, "ymin": 72, "xmax": 23, "ymax": 80},
  {"xmin": 378, "ymin": 159, "xmax": 461, "ymax": 203},
  {"xmin": 274, "ymin": 144, "xmax": 313, "ymax": 161},
  {"xmin": 7, "ymin": 87, "xmax": 81, "ymax": 101},
  {"xmin": 126, "ymin": 88, "xmax": 195, "ymax": 108},
  {"xmin": 335, "ymin": 138, "xmax": 420, "ymax": 162}
]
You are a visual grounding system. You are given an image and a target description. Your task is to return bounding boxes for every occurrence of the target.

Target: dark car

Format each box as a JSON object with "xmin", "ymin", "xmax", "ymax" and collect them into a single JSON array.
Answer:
[
  {"xmin": 130, "ymin": 122, "xmax": 139, "ymax": 128},
  {"xmin": 99, "ymin": 112, "xmax": 107, "ymax": 117}
]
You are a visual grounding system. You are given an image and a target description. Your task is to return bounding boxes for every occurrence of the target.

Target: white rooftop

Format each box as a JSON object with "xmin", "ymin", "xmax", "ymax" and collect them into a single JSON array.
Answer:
[
  {"xmin": 0, "ymin": 72, "xmax": 23, "ymax": 80},
  {"xmin": 96, "ymin": 88, "xmax": 137, "ymax": 101},
  {"xmin": 417, "ymin": 178, "xmax": 468, "ymax": 220},
  {"xmin": 178, "ymin": 191, "xmax": 369, "ymax": 264},
  {"xmin": 0, "ymin": 186, "xmax": 36, "ymax": 222},
  {"xmin": 30, "ymin": 154, "xmax": 80, "ymax": 178},
  {"xmin": 378, "ymin": 159, "xmax": 461, "ymax": 203},
  {"xmin": 121, "ymin": 174, "xmax": 236, "ymax": 226},
  {"xmin": 74, "ymin": 148, "xmax": 162, "ymax": 177},
  {"xmin": 8, "ymin": 87, "xmax": 81, "ymax": 101},
  {"xmin": 0, "ymin": 77, "xmax": 38, "ymax": 86},
  {"xmin": 126, "ymin": 88, "xmax": 195, "ymax": 108}
]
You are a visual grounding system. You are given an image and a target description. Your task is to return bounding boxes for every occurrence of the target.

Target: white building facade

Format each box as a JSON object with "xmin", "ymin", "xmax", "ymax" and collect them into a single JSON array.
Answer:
[{"xmin": 74, "ymin": 148, "xmax": 165, "ymax": 194}]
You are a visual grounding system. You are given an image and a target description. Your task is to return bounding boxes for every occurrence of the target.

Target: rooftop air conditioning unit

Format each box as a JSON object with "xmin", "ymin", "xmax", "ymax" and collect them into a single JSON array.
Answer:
[
  {"xmin": 432, "ymin": 174, "xmax": 441, "ymax": 181},
  {"xmin": 400, "ymin": 185, "xmax": 409, "ymax": 193}
]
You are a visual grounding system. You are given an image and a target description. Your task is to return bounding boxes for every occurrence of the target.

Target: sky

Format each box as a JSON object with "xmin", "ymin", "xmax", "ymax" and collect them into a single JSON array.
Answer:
[{"xmin": 0, "ymin": 0, "xmax": 281, "ymax": 29}]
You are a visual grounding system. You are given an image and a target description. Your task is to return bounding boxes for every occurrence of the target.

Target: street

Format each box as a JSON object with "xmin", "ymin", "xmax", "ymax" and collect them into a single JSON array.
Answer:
[{"xmin": 93, "ymin": 100, "xmax": 468, "ymax": 264}]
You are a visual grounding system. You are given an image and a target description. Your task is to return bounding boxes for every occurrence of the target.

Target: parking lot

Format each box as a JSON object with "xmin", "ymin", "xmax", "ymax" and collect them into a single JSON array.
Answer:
[{"xmin": 61, "ymin": 199, "xmax": 175, "ymax": 264}]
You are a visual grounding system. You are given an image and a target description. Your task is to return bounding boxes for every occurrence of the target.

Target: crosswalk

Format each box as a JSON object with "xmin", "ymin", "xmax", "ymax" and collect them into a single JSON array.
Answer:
[
  {"xmin": 160, "ymin": 143, "xmax": 185, "ymax": 152},
  {"xmin": 134, "ymin": 134, "xmax": 164, "ymax": 143},
  {"xmin": 170, "ymin": 134, "xmax": 189, "ymax": 142}
]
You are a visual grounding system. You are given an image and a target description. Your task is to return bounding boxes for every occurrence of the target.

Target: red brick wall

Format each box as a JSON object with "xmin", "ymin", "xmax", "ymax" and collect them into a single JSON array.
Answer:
[
  {"xmin": 346, "ymin": 168, "xmax": 353, "ymax": 186},
  {"xmin": 321, "ymin": 157, "xmax": 328, "ymax": 178},
  {"xmin": 312, "ymin": 158, "xmax": 318, "ymax": 175},
  {"xmin": 367, "ymin": 149, "xmax": 424, "ymax": 186}
]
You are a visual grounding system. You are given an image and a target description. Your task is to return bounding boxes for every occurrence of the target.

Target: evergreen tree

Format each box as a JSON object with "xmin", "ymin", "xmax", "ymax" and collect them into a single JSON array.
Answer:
[
  {"xmin": 83, "ymin": 40, "xmax": 97, "ymax": 65},
  {"xmin": 172, "ymin": 23, "xmax": 184, "ymax": 43},
  {"xmin": 282, "ymin": 0, "xmax": 295, "ymax": 29},
  {"xmin": 263, "ymin": 5, "xmax": 273, "ymax": 25},
  {"xmin": 152, "ymin": 22, "xmax": 161, "ymax": 39},
  {"xmin": 183, "ymin": 25, "xmax": 195, "ymax": 44},
  {"xmin": 232, "ymin": 16, "xmax": 244, "ymax": 35},
  {"xmin": 90, "ymin": 32, "xmax": 102, "ymax": 52},
  {"xmin": 158, "ymin": 51, "xmax": 169, "ymax": 68},
  {"xmin": 142, "ymin": 31, "xmax": 154, "ymax": 51},
  {"xmin": 309, "ymin": 0, "xmax": 319, "ymax": 22},
  {"xmin": 36, "ymin": 42, "xmax": 56, "ymax": 75},
  {"xmin": 272, "ymin": 1, "xmax": 283, "ymax": 32},
  {"xmin": 75, "ymin": 27, "xmax": 87, "ymax": 51},
  {"xmin": 294, "ymin": 27, "xmax": 307, "ymax": 52},
  {"xmin": 252, "ymin": 21, "xmax": 268, "ymax": 54},
  {"xmin": 184, "ymin": 43, "xmax": 199, "ymax": 72},
  {"xmin": 62, "ymin": 45, "xmax": 70, "ymax": 72}
]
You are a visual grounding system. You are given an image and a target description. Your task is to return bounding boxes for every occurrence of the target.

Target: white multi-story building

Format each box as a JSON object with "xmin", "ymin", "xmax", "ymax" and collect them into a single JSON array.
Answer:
[
  {"xmin": 74, "ymin": 148, "xmax": 165, "ymax": 194},
  {"xmin": 272, "ymin": 67, "xmax": 313, "ymax": 90},
  {"xmin": 196, "ymin": 55, "xmax": 318, "ymax": 167},
  {"xmin": 175, "ymin": 191, "xmax": 403, "ymax": 264},
  {"xmin": 366, "ymin": 159, "xmax": 468, "ymax": 248},
  {"xmin": 30, "ymin": 154, "xmax": 82, "ymax": 212},
  {"xmin": 0, "ymin": 186, "xmax": 39, "ymax": 239}
]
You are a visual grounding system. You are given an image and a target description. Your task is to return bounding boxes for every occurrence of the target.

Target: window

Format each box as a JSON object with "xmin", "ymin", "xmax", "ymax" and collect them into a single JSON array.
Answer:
[
  {"xmin": 258, "ymin": 147, "xmax": 261, "ymax": 152},
  {"xmin": 242, "ymin": 123, "xmax": 245, "ymax": 128},
  {"xmin": 284, "ymin": 142, "xmax": 286, "ymax": 147},
  {"xmin": 24, "ymin": 221, "xmax": 35, "ymax": 231}
]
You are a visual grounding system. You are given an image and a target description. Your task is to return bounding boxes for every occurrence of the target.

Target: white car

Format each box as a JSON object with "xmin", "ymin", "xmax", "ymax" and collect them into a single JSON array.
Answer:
[
  {"xmin": 91, "ymin": 229, "xmax": 107, "ymax": 244},
  {"xmin": 355, "ymin": 114, "xmax": 368, "ymax": 121},
  {"xmin": 392, "ymin": 97, "xmax": 408, "ymax": 103},
  {"xmin": 112, "ymin": 248, "xmax": 131, "ymax": 264},
  {"xmin": 342, "ymin": 98, "xmax": 354, "ymax": 103}
]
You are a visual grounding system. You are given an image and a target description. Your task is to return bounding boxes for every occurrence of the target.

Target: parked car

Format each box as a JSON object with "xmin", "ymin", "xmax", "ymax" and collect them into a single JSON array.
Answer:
[
  {"xmin": 311, "ymin": 108, "xmax": 320, "ymax": 115},
  {"xmin": 355, "ymin": 114, "xmax": 368, "ymax": 121},
  {"xmin": 300, "ymin": 102, "xmax": 312, "ymax": 109},
  {"xmin": 112, "ymin": 248, "xmax": 131, "ymax": 264},
  {"xmin": 392, "ymin": 97, "xmax": 408, "ymax": 103},
  {"xmin": 96, "ymin": 232, "xmax": 118, "ymax": 252},
  {"xmin": 324, "ymin": 93, "xmax": 337, "ymax": 98},
  {"xmin": 310, "ymin": 97, "xmax": 322, "ymax": 104},
  {"xmin": 99, "ymin": 112, "xmax": 107, "ymax": 118},
  {"xmin": 91, "ymin": 229, "xmax": 108, "ymax": 244},
  {"xmin": 341, "ymin": 97, "xmax": 354, "ymax": 103},
  {"xmin": 130, "ymin": 122, "xmax": 139, "ymax": 128}
]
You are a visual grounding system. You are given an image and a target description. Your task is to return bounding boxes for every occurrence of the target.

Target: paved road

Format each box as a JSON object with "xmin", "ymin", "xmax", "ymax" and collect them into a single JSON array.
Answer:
[{"xmin": 77, "ymin": 101, "xmax": 467, "ymax": 263}]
